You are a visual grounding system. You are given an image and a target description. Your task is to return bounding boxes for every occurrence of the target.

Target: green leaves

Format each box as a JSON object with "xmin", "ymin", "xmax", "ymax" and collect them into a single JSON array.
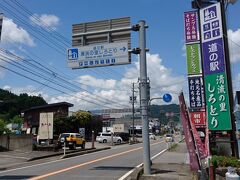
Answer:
[
  {"xmin": 0, "ymin": 88, "xmax": 47, "ymax": 122},
  {"xmin": 75, "ymin": 111, "xmax": 92, "ymax": 125},
  {"xmin": 0, "ymin": 119, "xmax": 6, "ymax": 135},
  {"xmin": 211, "ymin": 155, "xmax": 240, "ymax": 168}
]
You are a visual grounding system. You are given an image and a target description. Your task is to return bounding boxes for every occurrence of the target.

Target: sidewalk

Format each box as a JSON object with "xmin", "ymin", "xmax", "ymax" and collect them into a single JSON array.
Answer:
[{"xmin": 129, "ymin": 141, "xmax": 198, "ymax": 180}]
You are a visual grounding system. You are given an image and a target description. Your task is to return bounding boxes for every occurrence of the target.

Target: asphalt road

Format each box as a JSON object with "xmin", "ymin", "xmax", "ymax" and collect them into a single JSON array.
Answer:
[{"xmin": 0, "ymin": 138, "xmax": 168, "ymax": 180}]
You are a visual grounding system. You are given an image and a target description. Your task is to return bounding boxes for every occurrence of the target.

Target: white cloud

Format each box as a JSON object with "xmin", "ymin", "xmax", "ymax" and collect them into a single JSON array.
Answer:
[
  {"xmin": 228, "ymin": 29, "xmax": 240, "ymax": 63},
  {"xmin": 233, "ymin": 73, "xmax": 240, "ymax": 92},
  {"xmin": 2, "ymin": 85, "xmax": 11, "ymax": 91},
  {"xmin": 49, "ymin": 53, "xmax": 184, "ymax": 110},
  {"xmin": 29, "ymin": 14, "xmax": 59, "ymax": 30},
  {"xmin": 76, "ymin": 75, "xmax": 117, "ymax": 89},
  {"xmin": 1, "ymin": 18, "xmax": 35, "ymax": 46},
  {"xmin": 1, "ymin": 53, "xmax": 185, "ymax": 110}
]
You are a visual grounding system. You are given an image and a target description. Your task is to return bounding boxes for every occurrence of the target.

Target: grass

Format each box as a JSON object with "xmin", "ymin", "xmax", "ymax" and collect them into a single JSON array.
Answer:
[{"xmin": 168, "ymin": 143, "xmax": 178, "ymax": 151}]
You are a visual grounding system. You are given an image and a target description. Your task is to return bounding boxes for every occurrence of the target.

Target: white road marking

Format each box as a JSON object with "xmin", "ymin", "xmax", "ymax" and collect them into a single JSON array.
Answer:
[
  {"xmin": 118, "ymin": 138, "xmax": 185, "ymax": 180},
  {"xmin": 0, "ymin": 142, "xmax": 147, "ymax": 174},
  {"xmin": 0, "ymin": 148, "xmax": 111, "ymax": 174},
  {"xmin": 118, "ymin": 143, "xmax": 167, "ymax": 180}
]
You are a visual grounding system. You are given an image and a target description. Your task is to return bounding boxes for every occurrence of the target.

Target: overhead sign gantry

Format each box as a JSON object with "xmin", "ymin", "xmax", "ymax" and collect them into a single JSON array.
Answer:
[{"xmin": 67, "ymin": 17, "xmax": 131, "ymax": 69}]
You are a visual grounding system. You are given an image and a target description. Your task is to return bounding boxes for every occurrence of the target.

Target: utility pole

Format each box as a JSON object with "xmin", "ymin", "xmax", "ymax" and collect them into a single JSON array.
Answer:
[
  {"xmin": 139, "ymin": 20, "xmax": 151, "ymax": 175},
  {"xmin": 219, "ymin": 0, "xmax": 238, "ymax": 158},
  {"xmin": 131, "ymin": 83, "xmax": 136, "ymax": 142}
]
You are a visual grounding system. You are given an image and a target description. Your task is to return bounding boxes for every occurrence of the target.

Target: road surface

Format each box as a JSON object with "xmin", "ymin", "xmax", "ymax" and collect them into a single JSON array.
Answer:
[{"xmin": 0, "ymin": 138, "xmax": 168, "ymax": 180}]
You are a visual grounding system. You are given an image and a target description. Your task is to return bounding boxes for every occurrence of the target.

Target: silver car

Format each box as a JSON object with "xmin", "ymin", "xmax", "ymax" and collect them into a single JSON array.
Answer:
[
  {"xmin": 165, "ymin": 134, "xmax": 174, "ymax": 142},
  {"xmin": 96, "ymin": 132, "xmax": 122, "ymax": 143}
]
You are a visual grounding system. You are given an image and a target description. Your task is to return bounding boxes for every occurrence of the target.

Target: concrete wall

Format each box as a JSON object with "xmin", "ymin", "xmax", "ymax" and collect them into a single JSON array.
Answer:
[
  {"xmin": 0, "ymin": 134, "xmax": 33, "ymax": 152},
  {"xmin": 0, "ymin": 135, "xmax": 9, "ymax": 150}
]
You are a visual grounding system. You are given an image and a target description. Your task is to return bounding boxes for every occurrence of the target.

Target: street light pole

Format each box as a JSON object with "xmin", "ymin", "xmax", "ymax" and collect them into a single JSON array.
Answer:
[{"xmin": 132, "ymin": 83, "xmax": 135, "ymax": 142}]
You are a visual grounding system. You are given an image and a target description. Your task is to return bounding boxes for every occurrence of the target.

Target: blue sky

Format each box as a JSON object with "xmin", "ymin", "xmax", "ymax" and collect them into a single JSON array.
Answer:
[{"xmin": 0, "ymin": 0, "xmax": 240, "ymax": 111}]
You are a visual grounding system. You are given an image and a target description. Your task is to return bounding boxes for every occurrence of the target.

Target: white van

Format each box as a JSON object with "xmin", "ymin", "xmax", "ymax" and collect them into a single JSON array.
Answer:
[{"xmin": 96, "ymin": 132, "xmax": 122, "ymax": 144}]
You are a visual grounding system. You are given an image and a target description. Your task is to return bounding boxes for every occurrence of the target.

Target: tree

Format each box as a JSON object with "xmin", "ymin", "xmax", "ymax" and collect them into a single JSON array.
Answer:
[
  {"xmin": 0, "ymin": 119, "xmax": 6, "ymax": 135},
  {"xmin": 75, "ymin": 111, "xmax": 92, "ymax": 127},
  {"xmin": 10, "ymin": 115, "xmax": 23, "ymax": 124},
  {"xmin": 0, "ymin": 88, "xmax": 47, "ymax": 122},
  {"xmin": 10, "ymin": 115, "xmax": 23, "ymax": 131},
  {"xmin": 53, "ymin": 116, "xmax": 76, "ymax": 135}
]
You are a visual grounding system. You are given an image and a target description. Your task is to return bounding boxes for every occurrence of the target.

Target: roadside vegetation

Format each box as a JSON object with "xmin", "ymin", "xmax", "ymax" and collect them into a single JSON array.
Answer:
[
  {"xmin": 168, "ymin": 143, "xmax": 178, "ymax": 151},
  {"xmin": 211, "ymin": 155, "xmax": 240, "ymax": 168},
  {"xmin": 0, "ymin": 88, "xmax": 46, "ymax": 122}
]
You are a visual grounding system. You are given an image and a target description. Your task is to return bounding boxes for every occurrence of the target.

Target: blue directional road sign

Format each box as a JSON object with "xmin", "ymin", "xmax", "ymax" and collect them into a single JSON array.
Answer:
[{"xmin": 67, "ymin": 42, "xmax": 129, "ymax": 69}]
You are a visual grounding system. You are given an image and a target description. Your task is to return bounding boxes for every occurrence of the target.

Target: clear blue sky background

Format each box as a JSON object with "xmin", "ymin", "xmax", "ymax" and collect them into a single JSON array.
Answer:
[{"xmin": 0, "ymin": 0, "xmax": 239, "ymax": 110}]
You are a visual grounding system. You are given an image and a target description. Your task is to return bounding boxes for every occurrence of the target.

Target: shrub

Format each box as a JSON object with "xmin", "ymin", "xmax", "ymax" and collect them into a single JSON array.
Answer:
[{"xmin": 211, "ymin": 155, "xmax": 240, "ymax": 168}]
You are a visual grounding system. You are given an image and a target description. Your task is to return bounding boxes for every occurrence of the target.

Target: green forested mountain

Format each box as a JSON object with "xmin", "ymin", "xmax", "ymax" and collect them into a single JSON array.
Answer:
[
  {"xmin": 0, "ymin": 89, "xmax": 47, "ymax": 122},
  {"xmin": 149, "ymin": 104, "xmax": 180, "ymax": 125}
]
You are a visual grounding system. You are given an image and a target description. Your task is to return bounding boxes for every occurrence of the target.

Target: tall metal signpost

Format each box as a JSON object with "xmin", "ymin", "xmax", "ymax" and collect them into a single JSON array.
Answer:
[
  {"xmin": 139, "ymin": 20, "xmax": 151, "ymax": 175},
  {"xmin": 68, "ymin": 17, "xmax": 151, "ymax": 175}
]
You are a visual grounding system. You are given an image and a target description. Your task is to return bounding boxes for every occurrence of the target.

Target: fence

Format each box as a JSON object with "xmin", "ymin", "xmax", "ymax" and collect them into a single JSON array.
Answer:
[{"xmin": 0, "ymin": 134, "xmax": 33, "ymax": 151}]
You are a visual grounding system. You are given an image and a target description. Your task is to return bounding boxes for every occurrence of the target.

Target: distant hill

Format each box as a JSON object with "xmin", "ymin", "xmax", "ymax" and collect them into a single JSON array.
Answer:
[
  {"xmin": 91, "ymin": 104, "xmax": 180, "ymax": 125},
  {"xmin": 149, "ymin": 104, "xmax": 180, "ymax": 125},
  {"xmin": 0, "ymin": 89, "xmax": 47, "ymax": 122}
]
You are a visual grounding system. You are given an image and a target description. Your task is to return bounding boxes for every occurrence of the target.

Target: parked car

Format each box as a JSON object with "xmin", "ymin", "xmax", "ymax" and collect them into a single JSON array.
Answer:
[
  {"xmin": 58, "ymin": 133, "xmax": 85, "ymax": 150},
  {"xmin": 165, "ymin": 134, "xmax": 174, "ymax": 142},
  {"xmin": 96, "ymin": 132, "xmax": 122, "ymax": 144},
  {"xmin": 149, "ymin": 133, "xmax": 156, "ymax": 140},
  {"xmin": 115, "ymin": 132, "xmax": 130, "ymax": 142}
]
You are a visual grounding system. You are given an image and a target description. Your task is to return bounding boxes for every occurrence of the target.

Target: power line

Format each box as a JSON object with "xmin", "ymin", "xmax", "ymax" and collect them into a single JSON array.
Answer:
[
  {"xmin": 0, "ymin": 0, "xmax": 136, "ymax": 108},
  {"xmin": 0, "ymin": 63, "xmax": 121, "ymax": 109},
  {"xmin": 1, "ymin": 0, "xmax": 133, "ymax": 81},
  {"xmin": 0, "ymin": 49, "xmax": 130, "ymax": 108}
]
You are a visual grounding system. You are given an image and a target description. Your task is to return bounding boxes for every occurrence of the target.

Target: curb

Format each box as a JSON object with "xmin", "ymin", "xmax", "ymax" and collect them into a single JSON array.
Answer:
[
  {"xmin": 28, "ymin": 147, "xmax": 111, "ymax": 161},
  {"xmin": 124, "ymin": 139, "xmax": 185, "ymax": 180},
  {"xmin": 61, "ymin": 147, "xmax": 111, "ymax": 159}
]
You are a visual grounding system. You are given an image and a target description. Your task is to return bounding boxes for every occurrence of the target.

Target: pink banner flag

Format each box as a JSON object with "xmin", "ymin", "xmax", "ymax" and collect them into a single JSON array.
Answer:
[
  {"xmin": 179, "ymin": 92, "xmax": 200, "ymax": 172},
  {"xmin": 205, "ymin": 121, "xmax": 210, "ymax": 157},
  {"xmin": 190, "ymin": 117, "xmax": 208, "ymax": 159}
]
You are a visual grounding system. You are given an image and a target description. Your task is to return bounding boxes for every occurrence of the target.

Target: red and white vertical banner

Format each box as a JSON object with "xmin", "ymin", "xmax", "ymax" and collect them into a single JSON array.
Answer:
[
  {"xmin": 179, "ymin": 92, "xmax": 200, "ymax": 171},
  {"xmin": 190, "ymin": 116, "xmax": 208, "ymax": 159},
  {"xmin": 189, "ymin": 111, "xmax": 206, "ymax": 128},
  {"xmin": 205, "ymin": 120, "xmax": 210, "ymax": 157}
]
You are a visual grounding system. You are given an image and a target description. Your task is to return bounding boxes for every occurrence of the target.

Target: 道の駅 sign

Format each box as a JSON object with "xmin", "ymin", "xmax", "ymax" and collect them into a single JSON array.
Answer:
[{"xmin": 200, "ymin": 2, "xmax": 232, "ymax": 130}]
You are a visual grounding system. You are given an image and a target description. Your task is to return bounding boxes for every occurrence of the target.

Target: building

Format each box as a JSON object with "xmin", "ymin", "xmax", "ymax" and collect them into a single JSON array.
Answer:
[
  {"xmin": 92, "ymin": 108, "xmax": 142, "ymax": 133},
  {"xmin": 234, "ymin": 91, "xmax": 240, "ymax": 157},
  {"xmin": 22, "ymin": 102, "xmax": 73, "ymax": 135}
]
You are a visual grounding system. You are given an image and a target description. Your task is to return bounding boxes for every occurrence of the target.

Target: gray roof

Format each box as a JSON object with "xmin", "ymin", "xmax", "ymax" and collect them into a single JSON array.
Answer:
[{"xmin": 23, "ymin": 102, "xmax": 73, "ymax": 112}]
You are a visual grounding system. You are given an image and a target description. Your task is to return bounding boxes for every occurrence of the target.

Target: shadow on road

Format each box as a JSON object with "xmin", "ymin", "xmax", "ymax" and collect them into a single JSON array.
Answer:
[
  {"xmin": 92, "ymin": 166, "xmax": 135, "ymax": 171},
  {"xmin": 0, "ymin": 175, "xmax": 35, "ymax": 179}
]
